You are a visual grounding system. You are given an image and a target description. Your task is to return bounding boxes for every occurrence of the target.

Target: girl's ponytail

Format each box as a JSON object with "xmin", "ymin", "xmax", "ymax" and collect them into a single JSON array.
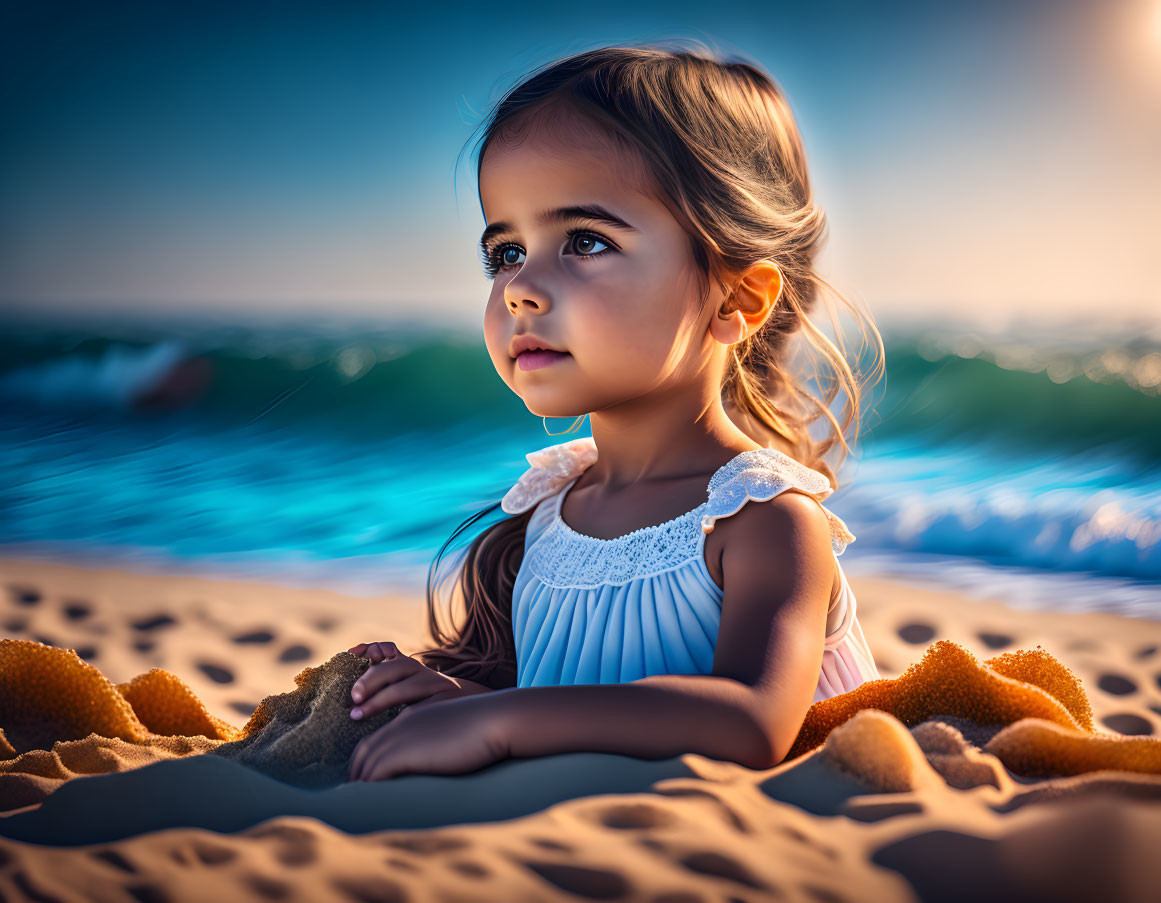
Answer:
[{"xmin": 721, "ymin": 256, "xmax": 882, "ymax": 490}]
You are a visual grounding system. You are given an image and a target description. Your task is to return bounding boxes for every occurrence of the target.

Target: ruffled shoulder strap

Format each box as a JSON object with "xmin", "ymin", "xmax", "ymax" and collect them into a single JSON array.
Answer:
[
  {"xmin": 500, "ymin": 436, "xmax": 598, "ymax": 515},
  {"xmin": 700, "ymin": 448, "xmax": 856, "ymax": 556}
]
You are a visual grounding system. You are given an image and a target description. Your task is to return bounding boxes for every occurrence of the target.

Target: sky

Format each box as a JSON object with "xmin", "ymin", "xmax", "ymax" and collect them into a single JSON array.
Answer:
[{"xmin": 2, "ymin": 0, "xmax": 1159, "ymax": 335}]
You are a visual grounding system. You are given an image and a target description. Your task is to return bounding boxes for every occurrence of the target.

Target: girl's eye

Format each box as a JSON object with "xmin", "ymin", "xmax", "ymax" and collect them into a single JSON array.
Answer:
[
  {"xmin": 481, "ymin": 243, "xmax": 524, "ymax": 278},
  {"xmin": 568, "ymin": 233, "xmax": 609, "ymax": 257},
  {"xmin": 497, "ymin": 245, "xmax": 524, "ymax": 268},
  {"xmin": 481, "ymin": 230, "xmax": 614, "ymax": 279}
]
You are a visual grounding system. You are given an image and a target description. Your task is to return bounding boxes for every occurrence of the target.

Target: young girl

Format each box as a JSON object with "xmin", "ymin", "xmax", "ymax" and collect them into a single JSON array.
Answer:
[{"xmin": 346, "ymin": 42, "xmax": 884, "ymax": 783}]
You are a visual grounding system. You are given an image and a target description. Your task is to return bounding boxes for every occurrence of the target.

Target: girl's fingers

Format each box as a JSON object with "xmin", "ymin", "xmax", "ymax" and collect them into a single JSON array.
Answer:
[
  {"xmin": 372, "ymin": 642, "xmax": 402, "ymax": 659},
  {"xmin": 350, "ymin": 671, "xmax": 444, "ymax": 720},
  {"xmin": 351, "ymin": 655, "xmax": 422, "ymax": 706},
  {"xmin": 348, "ymin": 641, "xmax": 404, "ymax": 661},
  {"xmin": 367, "ymin": 642, "xmax": 401, "ymax": 664}
]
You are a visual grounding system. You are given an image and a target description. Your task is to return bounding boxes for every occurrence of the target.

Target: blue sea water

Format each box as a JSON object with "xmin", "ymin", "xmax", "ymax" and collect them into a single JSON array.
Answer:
[{"xmin": 1, "ymin": 312, "xmax": 1159, "ymax": 618}]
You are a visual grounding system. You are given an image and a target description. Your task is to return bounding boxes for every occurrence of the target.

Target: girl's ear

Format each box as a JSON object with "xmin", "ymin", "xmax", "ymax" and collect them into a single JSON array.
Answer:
[
  {"xmin": 710, "ymin": 260, "xmax": 784, "ymax": 346},
  {"xmin": 710, "ymin": 309, "xmax": 748, "ymax": 346}
]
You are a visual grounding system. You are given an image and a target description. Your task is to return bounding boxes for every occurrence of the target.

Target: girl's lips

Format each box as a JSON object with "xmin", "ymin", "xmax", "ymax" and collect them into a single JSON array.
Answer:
[{"xmin": 517, "ymin": 349, "xmax": 571, "ymax": 371}]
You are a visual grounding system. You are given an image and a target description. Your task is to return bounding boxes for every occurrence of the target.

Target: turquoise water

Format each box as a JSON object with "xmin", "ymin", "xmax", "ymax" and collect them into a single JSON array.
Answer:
[{"xmin": 1, "ymin": 314, "xmax": 1158, "ymax": 617}]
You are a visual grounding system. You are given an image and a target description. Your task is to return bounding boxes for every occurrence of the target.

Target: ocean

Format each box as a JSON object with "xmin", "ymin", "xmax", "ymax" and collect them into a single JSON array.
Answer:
[{"xmin": 2, "ymin": 312, "xmax": 1159, "ymax": 618}]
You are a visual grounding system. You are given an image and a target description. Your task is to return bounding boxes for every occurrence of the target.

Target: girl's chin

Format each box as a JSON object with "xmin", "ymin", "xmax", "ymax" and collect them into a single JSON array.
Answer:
[
  {"xmin": 525, "ymin": 406, "xmax": 589, "ymax": 420},
  {"xmin": 514, "ymin": 376, "xmax": 619, "ymax": 420},
  {"xmin": 520, "ymin": 394, "xmax": 590, "ymax": 420}
]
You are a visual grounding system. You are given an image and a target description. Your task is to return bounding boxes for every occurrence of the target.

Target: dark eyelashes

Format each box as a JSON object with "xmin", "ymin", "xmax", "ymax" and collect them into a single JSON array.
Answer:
[
  {"xmin": 480, "ymin": 228, "xmax": 617, "ymax": 279},
  {"xmin": 480, "ymin": 229, "xmax": 614, "ymax": 278}
]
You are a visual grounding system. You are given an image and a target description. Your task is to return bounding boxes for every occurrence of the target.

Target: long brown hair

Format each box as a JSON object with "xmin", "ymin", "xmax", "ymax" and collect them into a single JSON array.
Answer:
[{"xmin": 411, "ymin": 41, "xmax": 885, "ymax": 687}]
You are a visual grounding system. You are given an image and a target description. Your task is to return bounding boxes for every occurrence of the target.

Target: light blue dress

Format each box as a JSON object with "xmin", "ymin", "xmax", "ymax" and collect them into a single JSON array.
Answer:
[{"xmin": 500, "ymin": 437, "xmax": 880, "ymax": 702}]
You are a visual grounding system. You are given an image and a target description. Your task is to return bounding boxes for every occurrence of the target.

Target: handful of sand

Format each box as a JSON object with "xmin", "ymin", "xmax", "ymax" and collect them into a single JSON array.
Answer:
[{"xmin": 206, "ymin": 651, "xmax": 407, "ymax": 788}]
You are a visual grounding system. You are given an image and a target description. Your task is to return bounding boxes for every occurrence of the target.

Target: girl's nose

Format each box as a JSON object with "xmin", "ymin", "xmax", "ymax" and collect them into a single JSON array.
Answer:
[
  {"xmin": 504, "ymin": 271, "xmax": 552, "ymax": 315},
  {"xmin": 506, "ymin": 295, "xmax": 549, "ymax": 315}
]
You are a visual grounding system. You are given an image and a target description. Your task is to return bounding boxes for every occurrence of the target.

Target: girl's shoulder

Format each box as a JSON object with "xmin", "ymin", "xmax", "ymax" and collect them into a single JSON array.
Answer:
[
  {"xmin": 700, "ymin": 446, "xmax": 856, "ymax": 556},
  {"xmin": 702, "ymin": 446, "xmax": 832, "ymax": 530}
]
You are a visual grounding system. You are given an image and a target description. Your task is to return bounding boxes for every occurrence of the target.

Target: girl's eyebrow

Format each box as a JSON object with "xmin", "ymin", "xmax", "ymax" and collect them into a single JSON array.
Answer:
[{"xmin": 479, "ymin": 204, "xmax": 638, "ymax": 253}]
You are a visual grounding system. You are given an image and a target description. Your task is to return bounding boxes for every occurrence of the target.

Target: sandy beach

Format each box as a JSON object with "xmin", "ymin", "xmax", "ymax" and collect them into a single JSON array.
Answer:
[{"xmin": 3, "ymin": 555, "xmax": 1161, "ymax": 902}]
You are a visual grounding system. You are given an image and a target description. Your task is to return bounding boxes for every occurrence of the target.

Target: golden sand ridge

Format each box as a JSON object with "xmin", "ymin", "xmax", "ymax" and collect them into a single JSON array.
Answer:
[
  {"xmin": 788, "ymin": 639, "xmax": 1161, "ymax": 777},
  {"xmin": 0, "ymin": 638, "xmax": 241, "ymax": 756},
  {"xmin": 2, "ymin": 635, "xmax": 1161, "ymax": 811}
]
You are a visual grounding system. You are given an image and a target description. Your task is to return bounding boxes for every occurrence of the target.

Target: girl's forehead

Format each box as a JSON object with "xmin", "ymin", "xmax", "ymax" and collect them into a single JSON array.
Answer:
[
  {"xmin": 481, "ymin": 127, "xmax": 660, "ymax": 220},
  {"xmin": 484, "ymin": 104, "xmax": 654, "ymax": 182},
  {"xmin": 487, "ymin": 103, "xmax": 627, "ymax": 162},
  {"xmin": 484, "ymin": 132, "xmax": 641, "ymax": 183}
]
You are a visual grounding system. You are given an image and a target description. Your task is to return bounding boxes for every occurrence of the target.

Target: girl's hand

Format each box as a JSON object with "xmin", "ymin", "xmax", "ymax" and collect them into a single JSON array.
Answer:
[
  {"xmin": 348, "ymin": 691, "xmax": 510, "ymax": 782},
  {"xmin": 346, "ymin": 641, "xmax": 471, "ymax": 720}
]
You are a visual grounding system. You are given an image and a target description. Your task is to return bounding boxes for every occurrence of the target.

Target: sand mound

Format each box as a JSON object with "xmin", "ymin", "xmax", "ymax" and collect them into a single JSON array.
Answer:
[
  {"xmin": 789, "ymin": 638, "xmax": 1161, "ymax": 780},
  {"xmin": 0, "ymin": 638, "xmax": 239, "ymax": 755}
]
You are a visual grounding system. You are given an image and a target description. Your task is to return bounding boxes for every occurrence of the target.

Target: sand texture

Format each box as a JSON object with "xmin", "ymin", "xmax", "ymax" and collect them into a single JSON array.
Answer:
[{"xmin": 2, "ymin": 558, "xmax": 1161, "ymax": 902}]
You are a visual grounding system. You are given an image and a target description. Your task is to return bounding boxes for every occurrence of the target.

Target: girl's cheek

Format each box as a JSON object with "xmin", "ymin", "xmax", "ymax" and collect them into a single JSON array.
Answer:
[
  {"xmin": 483, "ymin": 309, "xmax": 519, "ymax": 387},
  {"xmin": 482, "ymin": 301, "xmax": 507, "ymax": 354}
]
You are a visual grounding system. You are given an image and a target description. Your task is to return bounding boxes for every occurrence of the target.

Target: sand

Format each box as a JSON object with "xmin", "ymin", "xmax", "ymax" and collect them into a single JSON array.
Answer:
[{"xmin": 2, "ymin": 557, "xmax": 1161, "ymax": 902}]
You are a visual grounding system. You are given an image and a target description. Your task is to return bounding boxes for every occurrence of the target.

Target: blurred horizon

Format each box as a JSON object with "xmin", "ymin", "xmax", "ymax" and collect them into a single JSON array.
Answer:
[
  {"xmin": 2, "ymin": 314, "xmax": 1159, "ymax": 613},
  {"xmin": 3, "ymin": 0, "xmax": 1160, "ymax": 332}
]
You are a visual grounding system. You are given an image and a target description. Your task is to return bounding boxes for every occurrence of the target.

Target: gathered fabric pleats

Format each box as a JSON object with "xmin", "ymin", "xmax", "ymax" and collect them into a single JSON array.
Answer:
[{"xmin": 514, "ymin": 550, "xmax": 722, "ymax": 687}]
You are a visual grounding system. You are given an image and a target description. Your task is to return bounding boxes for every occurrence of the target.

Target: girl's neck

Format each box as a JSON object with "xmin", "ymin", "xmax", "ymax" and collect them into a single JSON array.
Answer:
[{"xmin": 584, "ymin": 383, "xmax": 762, "ymax": 489}]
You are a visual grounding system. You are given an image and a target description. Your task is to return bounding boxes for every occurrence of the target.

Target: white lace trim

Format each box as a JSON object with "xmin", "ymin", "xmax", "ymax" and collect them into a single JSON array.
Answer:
[
  {"xmin": 501, "ymin": 436, "xmax": 598, "ymax": 515},
  {"xmin": 700, "ymin": 448, "xmax": 857, "ymax": 557},
  {"xmin": 528, "ymin": 488, "xmax": 710, "ymax": 588},
  {"xmin": 510, "ymin": 441, "xmax": 857, "ymax": 588}
]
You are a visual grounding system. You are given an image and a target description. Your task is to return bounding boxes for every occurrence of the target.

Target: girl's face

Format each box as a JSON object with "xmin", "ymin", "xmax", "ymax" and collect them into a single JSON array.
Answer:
[{"xmin": 479, "ymin": 111, "xmax": 725, "ymax": 419}]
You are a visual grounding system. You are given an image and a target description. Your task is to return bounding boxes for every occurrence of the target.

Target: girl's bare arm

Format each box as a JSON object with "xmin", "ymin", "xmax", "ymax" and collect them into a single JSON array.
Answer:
[
  {"xmin": 485, "ymin": 673, "xmax": 777, "ymax": 769},
  {"xmin": 444, "ymin": 676, "xmax": 497, "ymax": 697}
]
